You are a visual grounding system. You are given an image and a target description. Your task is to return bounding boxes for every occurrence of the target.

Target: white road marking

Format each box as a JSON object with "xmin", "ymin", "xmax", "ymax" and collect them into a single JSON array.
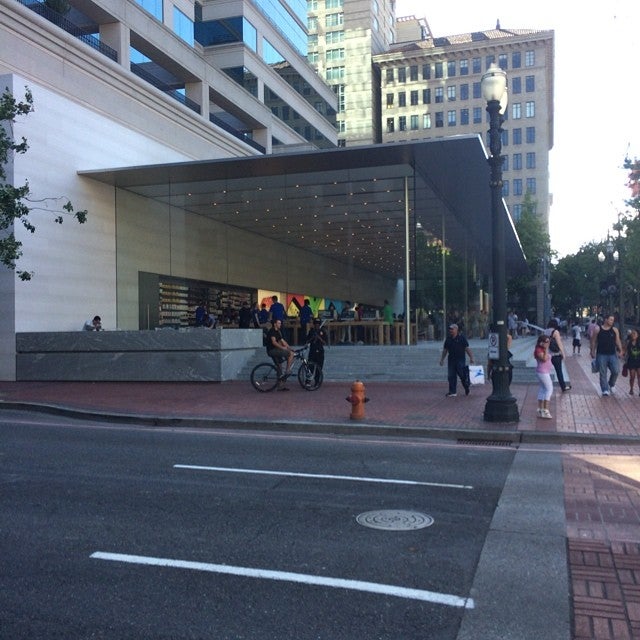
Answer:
[
  {"xmin": 91, "ymin": 551, "xmax": 474, "ymax": 609},
  {"xmin": 173, "ymin": 464, "xmax": 473, "ymax": 490}
]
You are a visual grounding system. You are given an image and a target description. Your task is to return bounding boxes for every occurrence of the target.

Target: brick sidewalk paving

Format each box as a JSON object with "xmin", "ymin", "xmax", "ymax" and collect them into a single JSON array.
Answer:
[{"xmin": 562, "ymin": 351, "xmax": 640, "ymax": 639}]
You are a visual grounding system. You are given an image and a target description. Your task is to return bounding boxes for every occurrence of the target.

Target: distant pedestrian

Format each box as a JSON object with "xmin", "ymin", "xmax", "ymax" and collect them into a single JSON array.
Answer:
[
  {"xmin": 624, "ymin": 328, "xmax": 640, "ymax": 395},
  {"xmin": 534, "ymin": 334, "xmax": 553, "ymax": 419},
  {"xmin": 590, "ymin": 314, "xmax": 624, "ymax": 397},
  {"xmin": 439, "ymin": 323, "xmax": 474, "ymax": 397},
  {"xmin": 571, "ymin": 323, "xmax": 582, "ymax": 355}
]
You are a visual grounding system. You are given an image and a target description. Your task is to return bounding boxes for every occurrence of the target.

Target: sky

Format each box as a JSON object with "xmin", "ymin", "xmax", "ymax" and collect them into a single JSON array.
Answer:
[{"xmin": 394, "ymin": 0, "xmax": 640, "ymax": 258}]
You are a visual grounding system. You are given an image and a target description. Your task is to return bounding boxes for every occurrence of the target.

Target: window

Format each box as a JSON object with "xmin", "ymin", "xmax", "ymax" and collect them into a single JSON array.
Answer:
[
  {"xmin": 398, "ymin": 91, "xmax": 406, "ymax": 107},
  {"xmin": 334, "ymin": 84, "xmax": 345, "ymax": 111},
  {"xmin": 472, "ymin": 57, "xmax": 481, "ymax": 73},
  {"xmin": 386, "ymin": 93, "xmax": 394, "ymax": 108},
  {"xmin": 447, "ymin": 86, "xmax": 456, "ymax": 101},
  {"xmin": 325, "ymin": 30, "xmax": 344, "ymax": 44},
  {"xmin": 307, "ymin": 51, "xmax": 318, "ymax": 63},
  {"xmin": 460, "ymin": 83, "xmax": 469, "ymax": 100},
  {"xmin": 513, "ymin": 127, "xmax": 522, "ymax": 144},
  {"xmin": 525, "ymin": 101, "xmax": 535, "ymax": 117},
  {"xmin": 512, "ymin": 51, "xmax": 521, "ymax": 68},
  {"xmin": 307, "ymin": 16, "xmax": 318, "ymax": 30},
  {"xmin": 422, "ymin": 88, "xmax": 431, "ymax": 104},
  {"xmin": 399, "ymin": 116, "xmax": 407, "ymax": 131},
  {"xmin": 398, "ymin": 67, "xmax": 406, "ymax": 83},
  {"xmin": 511, "ymin": 77, "xmax": 521, "ymax": 94},
  {"xmin": 526, "ymin": 152, "xmax": 536, "ymax": 169},
  {"xmin": 435, "ymin": 62, "xmax": 443, "ymax": 78},
  {"xmin": 502, "ymin": 156, "xmax": 509, "ymax": 171},
  {"xmin": 527, "ymin": 178, "xmax": 536, "ymax": 194},
  {"xmin": 460, "ymin": 108, "xmax": 469, "ymax": 125},
  {"xmin": 460, "ymin": 59, "xmax": 468, "ymax": 75},
  {"xmin": 485, "ymin": 55, "xmax": 495, "ymax": 69},
  {"xmin": 326, "ymin": 48, "xmax": 344, "ymax": 61},
  {"xmin": 447, "ymin": 61, "xmax": 456, "ymax": 77},
  {"xmin": 501, "ymin": 129, "xmax": 508, "ymax": 146},
  {"xmin": 512, "ymin": 102, "xmax": 521, "ymax": 119},
  {"xmin": 447, "ymin": 110, "xmax": 456, "ymax": 126},
  {"xmin": 308, "ymin": 34, "xmax": 318, "ymax": 47},
  {"xmin": 173, "ymin": 7, "xmax": 194, "ymax": 45},
  {"xmin": 386, "ymin": 117, "xmax": 394, "ymax": 133},
  {"xmin": 526, "ymin": 126, "xmax": 535, "ymax": 143},
  {"xmin": 308, "ymin": 0, "xmax": 318, "ymax": 9},
  {"xmin": 473, "ymin": 106, "xmax": 482, "ymax": 124},
  {"xmin": 423, "ymin": 113, "xmax": 432, "ymax": 129},
  {"xmin": 498, "ymin": 53, "xmax": 507, "ymax": 70},
  {"xmin": 410, "ymin": 90, "xmax": 419, "ymax": 106},
  {"xmin": 435, "ymin": 87, "xmax": 444, "ymax": 103},
  {"xmin": 502, "ymin": 180, "xmax": 509, "ymax": 197},
  {"xmin": 325, "ymin": 13, "xmax": 343, "ymax": 27},
  {"xmin": 410, "ymin": 65, "xmax": 418, "ymax": 81},
  {"xmin": 513, "ymin": 179, "xmax": 523, "ymax": 196},
  {"xmin": 472, "ymin": 82, "xmax": 481, "ymax": 99},
  {"xmin": 325, "ymin": 0, "xmax": 342, "ymax": 7},
  {"xmin": 512, "ymin": 204, "xmax": 522, "ymax": 220},
  {"xmin": 513, "ymin": 153, "xmax": 522, "ymax": 170},
  {"xmin": 525, "ymin": 75, "xmax": 535, "ymax": 92},
  {"xmin": 435, "ymin": 111, "xmax": 444, "ymax": 128},
  {"xmin": 136, "ymin": 0, "xmax": 162, "ymax": 20},
  {"xmin": 386, "ymin": 68, "xmax": 394, "ymax": 83},
  {"xmin": 422, "ymin": 64, "xmax": 431, "ymax": 80},
  {"xmin": 525, "ymin": 50, "xmax": 535, "ymax": 66},
  {"xmin": 410, "ymin": 114, "xmax": 419, "ymax": 130},
  {"xmin": 325, "ymin": 66, "xmax": 344, "ymax": 81}
]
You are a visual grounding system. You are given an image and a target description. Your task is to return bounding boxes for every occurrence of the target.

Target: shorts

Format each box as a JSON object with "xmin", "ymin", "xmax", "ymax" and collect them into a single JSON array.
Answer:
[{"xmin": 572, "ymin": 338, "xmax": 581, "ymax": 347}]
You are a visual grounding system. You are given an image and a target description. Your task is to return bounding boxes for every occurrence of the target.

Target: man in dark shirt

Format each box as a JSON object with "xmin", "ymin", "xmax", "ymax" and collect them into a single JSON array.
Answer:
[
  {"xmin": 439, "ymin": 323, "xmax": 474, "ymax": 397},
  {"xmin": 590, "ymin": 314, "xmax": 624, "ymax": 396},
  {"xmin": 267, "ymin": 318, "xmax": 295, "ymax": 390},
  {"xmin": 238, "ymin": 301, "xmax": 252, "ymax": 328}
]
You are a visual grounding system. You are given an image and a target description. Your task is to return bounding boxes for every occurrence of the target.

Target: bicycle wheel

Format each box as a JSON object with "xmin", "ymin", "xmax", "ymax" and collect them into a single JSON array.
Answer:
[
  {"xmin": 251, "ymin": 363, "xmax": 279, "ymax": 392},
  {"xmin": 298, "ymin": 362, "xmax": 323, "ymax": 391}
]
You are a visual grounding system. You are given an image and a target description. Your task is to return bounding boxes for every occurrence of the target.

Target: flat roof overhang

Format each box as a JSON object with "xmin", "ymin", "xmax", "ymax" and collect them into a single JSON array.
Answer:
[{"xmin": 80, "ymin": 138, "xmax": 526, "ymax": 279}]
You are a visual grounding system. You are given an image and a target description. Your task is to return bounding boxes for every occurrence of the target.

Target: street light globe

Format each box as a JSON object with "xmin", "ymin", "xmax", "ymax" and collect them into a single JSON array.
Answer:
[
  {"xmin": 613, "ymin": 250, "xmax": 620, "ymax": 261},
  {"xmin": 481, "ymin": 64, "xmax": 507, "ymax": 104},
  {"xmin": 598, "ymin": 251, "xmax": 606, "ymax": 263}
]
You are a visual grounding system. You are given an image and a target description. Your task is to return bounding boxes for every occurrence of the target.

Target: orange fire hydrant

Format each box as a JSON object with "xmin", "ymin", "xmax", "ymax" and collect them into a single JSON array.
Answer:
[{"xmin": 346, "ymin": 380, "xmax": 369, "ymax": 421}]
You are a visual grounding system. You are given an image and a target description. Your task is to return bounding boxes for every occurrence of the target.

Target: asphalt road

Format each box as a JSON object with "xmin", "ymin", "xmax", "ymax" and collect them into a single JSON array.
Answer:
[{"xmin": 0, "ymin": 411, "xmax": 569, "ymax": 639}]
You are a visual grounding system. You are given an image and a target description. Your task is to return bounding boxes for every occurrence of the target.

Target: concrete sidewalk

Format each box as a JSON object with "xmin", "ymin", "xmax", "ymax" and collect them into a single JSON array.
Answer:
[{"xmin": 1, "ymin": 347, "xmax": 640, "ymax": 639}]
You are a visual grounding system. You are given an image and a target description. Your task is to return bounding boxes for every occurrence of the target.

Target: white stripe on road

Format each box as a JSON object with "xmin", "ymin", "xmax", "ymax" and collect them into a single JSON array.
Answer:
[
  {"xmin": 91, "ymin": 551, "xmax": 474, "ymax": 609},
  {"xmin": 173, "ymin": 464, "xmax": 473, "ymax": 490}
]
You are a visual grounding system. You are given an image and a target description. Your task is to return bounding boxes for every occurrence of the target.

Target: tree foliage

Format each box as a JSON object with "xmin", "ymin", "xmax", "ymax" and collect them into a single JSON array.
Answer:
[
  {"xmin": 507, "ymin": 192, "xmax": 551, "ymax": 320},
  {"xmin": 1, "ymin": 86, "xmax": 87, "ymax": 280}
]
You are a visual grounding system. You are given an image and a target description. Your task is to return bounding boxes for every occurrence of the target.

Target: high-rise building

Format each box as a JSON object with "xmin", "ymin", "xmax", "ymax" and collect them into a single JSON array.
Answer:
[
  {"xmin": 306, "ymin": 0, "xmax": 396, "ymax": 146},
  {"xmin": 374, "ymin": 19, "xmax": 554, "ymax": 227}
]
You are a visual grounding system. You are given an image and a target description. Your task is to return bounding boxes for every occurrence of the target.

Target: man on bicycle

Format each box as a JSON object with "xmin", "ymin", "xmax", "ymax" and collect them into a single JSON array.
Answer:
[{"xmin": 266, "ymin": 318, "xmax": 295, "ymax": 390}]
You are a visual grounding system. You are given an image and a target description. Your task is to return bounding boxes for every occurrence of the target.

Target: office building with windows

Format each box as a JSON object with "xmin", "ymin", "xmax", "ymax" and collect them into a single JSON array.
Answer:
[
  {"xmin": 306, "ymin": 0, "xmax": 396, "ymax": 146},
  {"xmin": 374, "ymin": 21, "xmax": 554, "ymax": 227}
]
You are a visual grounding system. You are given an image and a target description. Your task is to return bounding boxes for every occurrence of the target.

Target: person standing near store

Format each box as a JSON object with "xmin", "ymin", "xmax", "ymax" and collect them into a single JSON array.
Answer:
[
  {"xmin": 306, "ymin": 318, "xmax": 327, "ymax": 382},
  {"xmin": 439, "ymin": 323, "xmax": 474, "ymax": 397},
  {"xmin": 571, "ymin": 322, "xmax": 583, "ymax": 355},
  {"xmin": 238, "ymin": 300, "xmax": 252, "ymax": 328},
  {"xmin": 299, "ymin": 298, "xmax": 313, "ymax": 344},
  {"xmin": 544, "ymin": 318, "xmax": 571, "ymax": 392},
  {"xmin": 590, "ymin": 314, "xmax": 625, "ymax": 396},
  {"xmin": 269, "ymin": 295, "xmax": 287, "ymax": 340}
]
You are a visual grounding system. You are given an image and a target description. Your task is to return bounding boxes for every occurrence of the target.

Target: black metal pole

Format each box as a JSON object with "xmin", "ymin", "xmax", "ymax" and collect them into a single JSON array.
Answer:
[{"xmin": 483, "ymin": 98, "xmax": 519, "ymax": 423}]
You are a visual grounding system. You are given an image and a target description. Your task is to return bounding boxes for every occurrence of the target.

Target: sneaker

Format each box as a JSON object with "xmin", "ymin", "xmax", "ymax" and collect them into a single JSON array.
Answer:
[
  {"xmin": 446, "ymin": 392, "xmax": 457, "ymax": 397},
  {"xmin": 541, "ymin": 409, "xmax": 552, "ymax": 419},
  {"xmin": 536, "ymin": 408, "xmax": 543, "ymax": 418},
  {"xmin": 602, "ymin": 390, "xmax": 610, "ymax": 397},
  {"xmin": 610, "ymin": 386, "xmax": 616, "ymax": 394}
]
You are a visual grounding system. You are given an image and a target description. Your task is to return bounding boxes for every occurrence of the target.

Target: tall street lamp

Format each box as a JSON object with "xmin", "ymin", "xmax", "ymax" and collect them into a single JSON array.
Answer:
[{"xmin": 482, "ymin": 64, "xmax": 519, "ymax": 423}]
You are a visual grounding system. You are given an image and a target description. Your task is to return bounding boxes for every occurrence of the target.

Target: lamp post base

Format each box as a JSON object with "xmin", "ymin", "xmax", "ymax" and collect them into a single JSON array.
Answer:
[{"xmin": 484, "ymin": 394, "xmax": 520, "ymax": 423}]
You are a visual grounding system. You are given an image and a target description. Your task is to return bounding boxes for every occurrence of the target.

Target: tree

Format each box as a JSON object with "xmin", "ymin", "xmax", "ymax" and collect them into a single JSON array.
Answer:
[
  {"xmin": 1, "ymin": 86, "xmax": 87, "ymax": 280},
  {"xmin": 507, "ymin": 192, "xmax": 551, "ymax": 321}
]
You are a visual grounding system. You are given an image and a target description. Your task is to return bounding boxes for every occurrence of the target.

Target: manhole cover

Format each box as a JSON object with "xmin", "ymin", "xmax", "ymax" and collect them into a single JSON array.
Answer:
[{"xmin": 356, "ymin": 510, "xmax": 434, "ymax": 531}]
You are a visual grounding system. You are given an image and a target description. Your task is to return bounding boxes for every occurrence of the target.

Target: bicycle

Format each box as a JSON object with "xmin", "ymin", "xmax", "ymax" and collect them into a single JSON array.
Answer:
[{"xmin": 250, "ymin": 344, "xmax": 323, "ymax": 392}]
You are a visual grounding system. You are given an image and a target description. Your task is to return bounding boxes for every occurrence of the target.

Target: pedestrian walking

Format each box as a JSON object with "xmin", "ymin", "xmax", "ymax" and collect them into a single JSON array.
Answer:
[
  {"xmin": 624, "ymin": 328, "xmax": 640, "ymax": 395},
  {"xmin": 544, "ymin": 319, "xmax": 571, "ymax": 392},
  {"xmin": 571, "ymin": 323, "xmax": 582, "ymax": 355},
  {"xmin": 534, "ymin": 334, "xmax": 553, "ymax": 419},
  {"xmin": 439, "ymin": 323, "xmax": 474, "ymax": 397},
  {"xmin": 590, "ymin": 314, "xmax": 625, "ymax": 396}
]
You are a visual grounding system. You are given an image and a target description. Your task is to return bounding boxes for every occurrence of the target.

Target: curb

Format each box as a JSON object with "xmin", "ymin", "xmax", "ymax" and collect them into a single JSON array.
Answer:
[{"xmin": 2, "ymin": 400, "xmax": 639, "ymax": 447}]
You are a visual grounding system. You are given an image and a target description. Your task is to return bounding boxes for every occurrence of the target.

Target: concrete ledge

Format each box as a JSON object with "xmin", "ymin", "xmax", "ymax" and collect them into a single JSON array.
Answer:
[{"xmin": 16, "ymin": 329, "xmax": 263, "ymax": 381}]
